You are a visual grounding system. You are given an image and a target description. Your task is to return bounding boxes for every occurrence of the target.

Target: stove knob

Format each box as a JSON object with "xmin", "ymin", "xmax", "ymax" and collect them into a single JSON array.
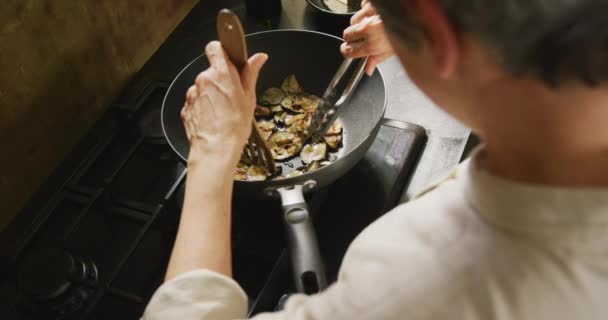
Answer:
[
  {"xmin": 17, "ymin": 248, "xmax": 99, "ymax": 319},
  {"xmin": 18, "ymin": 248, "xmax": 75, "ymax": 301}
]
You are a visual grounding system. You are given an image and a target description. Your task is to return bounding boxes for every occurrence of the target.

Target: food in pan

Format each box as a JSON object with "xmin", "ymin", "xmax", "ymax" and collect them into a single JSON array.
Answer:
[
  {"xmin": 322, "ymin": 0, "xmax": 360, "ymax": 14},
  {"xmin": 236, "ymin": 74, "xmax": 343, "ymax": 181}
]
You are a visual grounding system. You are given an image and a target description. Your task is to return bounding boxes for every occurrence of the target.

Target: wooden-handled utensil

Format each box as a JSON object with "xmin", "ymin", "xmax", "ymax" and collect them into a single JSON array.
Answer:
[{"xmin": 216, "ymin": 9, "xmax": 276, "ymax": 174}]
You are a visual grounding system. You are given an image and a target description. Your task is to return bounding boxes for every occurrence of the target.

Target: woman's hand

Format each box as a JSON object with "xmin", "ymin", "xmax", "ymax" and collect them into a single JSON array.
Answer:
[
  {"xmin": 181, "ymin": 41, "xmax": 268, "ymax": 168},
  {"xmin": 341, "ymin": 1, "xmax": 394, "ymax": 75}
]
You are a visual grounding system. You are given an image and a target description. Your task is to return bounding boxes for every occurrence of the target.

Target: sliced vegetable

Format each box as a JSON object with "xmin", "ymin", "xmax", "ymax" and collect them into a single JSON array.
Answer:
[
  {"xmin": 268, "ymin": 131, "xmax": 303, "ymax": 160},
  {"xmin": 260, "ymin": 87, "xmax": 285, "ymax": 105},
  {"xmin": 257, "ymin": 120, "xmax": 275, "ymax": 140},
  {"xmin": 301, "ymin": 143, "xmax": 327, "ymax": 164},
  {"xmin": 324, "ymin": 134, "xmax": 342, "ymax": 149},
  {"xmin": 281, "ymin": 95, "xmax": 304, "ymax": 113},
  {"xmin": 284, "ymin": 113, "xmax": 306, "ymax": 126},
  {"xmin": 304, "ymin": 161, "xmax": 322, "ymax": 173},
  {"xmin": 246, "ymin": 165, "xmax": 269, "ymax": 181},
  {"xmin": 325, "ymin": 121, "xmax": 343, "ymax": 135},
  {"xmin": 270, "ymin": 105, "xmax": 283, "ymax": 113},
  {"xmin": 295, "ymin": 94, "xmax": 320, "ymax": 113},
  {"xmin": 281, "ymin": 74, "xmax": 303, "ymax": 94}
]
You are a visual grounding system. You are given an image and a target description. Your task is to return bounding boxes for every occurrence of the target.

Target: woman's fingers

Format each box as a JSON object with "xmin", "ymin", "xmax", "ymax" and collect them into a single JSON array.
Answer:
[
  {"xmin": 350, "ymin": 2, "xmax": 375, "ymax": 25},
  {"xmin": 205, "ymin": 41, "xmax": 228, "ymax": 70},
  {"xmin": 241, "ymin": 53, "xmax": 268, "ymax": 94},
  {"xmin": 186, "ymin": 85, "xmax": 199, "ymax": 104},
  {"xmin": 364, "ymin": 52, "xmax": 393, "ymax": 76},
  {"xmin": 365, "ymin": 57, "xmax": 378, "ymax": 76},
  {"xmin": 343, "ymin": 15, "xmax": 383, "ymax": 43},
  {"xmin": 341, "ymin": 41, "xmax": 372, "ymax": 59}
]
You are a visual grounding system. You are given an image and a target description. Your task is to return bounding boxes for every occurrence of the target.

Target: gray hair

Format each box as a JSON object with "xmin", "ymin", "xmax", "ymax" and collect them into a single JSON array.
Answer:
[{"xmin": 372, "ymin": 0, "xmax": 608, "ymax": 86}]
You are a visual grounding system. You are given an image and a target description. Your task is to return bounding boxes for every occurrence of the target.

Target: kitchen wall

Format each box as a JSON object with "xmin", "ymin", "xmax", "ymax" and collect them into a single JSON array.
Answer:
[{"xmin": 0, "ymin": 0, "xmax": 198, "ymax": 230}]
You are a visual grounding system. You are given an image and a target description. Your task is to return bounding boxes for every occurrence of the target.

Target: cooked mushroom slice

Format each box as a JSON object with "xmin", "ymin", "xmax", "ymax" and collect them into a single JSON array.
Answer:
[
  {"xmin": 325, "ymin": 121, "xmax": 343, "ymax": 135},
  {"xmin": 268, "ymin": 131, "xmax": 303, "ymax": 160},
  {"xmin": 324, "ymin": 134, "xmax": 343, "ymax": 149},
  {"xmin": 255, "ymin": 105, "xmax": 272, "ymax": 117},
  {"xmin": 260, "ymin": 87, "xmax": 285, "ymax": 105},
  {"xmin": 301, "ymin": 143, "xmax": 327, "ymax": 164},
  {"xmin": 281, "ymin": 74, "xmax": 303, "ymax": 94},
  {"xmin": 246, "ymin": 165, "xmax": 269, "ymax": 181},
  {"xmin": 295, "ymin": 94, "xmax": 320, "ymax": 113},
  {"xmin": 284, "ymin": 113, "xmax": 306, "ymax": 126},
  {"xmin": 257, "ymin": 120, "xmax": 275, "ymax": 140}
]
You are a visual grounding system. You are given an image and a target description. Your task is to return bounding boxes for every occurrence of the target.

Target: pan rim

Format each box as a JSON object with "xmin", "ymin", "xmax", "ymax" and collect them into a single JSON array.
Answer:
[{"xmin": 161, "ymin": 29, "xmax": 388, "ymax": 187}]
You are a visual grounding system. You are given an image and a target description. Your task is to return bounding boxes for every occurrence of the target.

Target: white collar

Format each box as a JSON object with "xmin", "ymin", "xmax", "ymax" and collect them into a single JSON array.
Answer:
[{"xmin": 461, "ymin": 148, "xmax": 608, "ymax": 251}]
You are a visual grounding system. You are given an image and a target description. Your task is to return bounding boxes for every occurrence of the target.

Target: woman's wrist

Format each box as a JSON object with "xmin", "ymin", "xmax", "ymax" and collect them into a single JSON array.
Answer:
[{"xmin": 187, "ymin": 139, "xmax": 243, "ymax": 172}]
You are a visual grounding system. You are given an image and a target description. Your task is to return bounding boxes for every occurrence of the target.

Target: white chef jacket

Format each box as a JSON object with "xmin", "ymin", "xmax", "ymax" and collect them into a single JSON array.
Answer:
[{"xmin": 142, "ymin": 150, "xmax": 608, "ymax": 319}]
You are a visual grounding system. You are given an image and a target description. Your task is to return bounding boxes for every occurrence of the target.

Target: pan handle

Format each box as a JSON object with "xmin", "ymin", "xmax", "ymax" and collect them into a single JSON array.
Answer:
[{"xmin": 276, "ymin": 183, "xmax": 327, "ymax": 294}]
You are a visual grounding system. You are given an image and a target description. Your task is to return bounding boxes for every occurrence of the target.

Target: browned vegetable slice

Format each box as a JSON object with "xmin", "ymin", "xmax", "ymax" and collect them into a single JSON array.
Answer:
[
  {"xmin": 304, "ymin": 161, "xmax": 322, "ymax": 173},
  {"xmin": 270, "ymin": 105, "xmax": 283, "ymax": 113},
  {"xmin": 257, "ymin": 120, "xmax": 274, "ymax": 131},
  {"xmin": 325, "ymin": 121, "xmax": 343, "ymax": 135},
  {"xmin": 284, "ymin": 113, "xmax": 306, "ymax": 126},
  {"xmin": 257, "ymin": 120, "xmax": 275, "ymax": 140},
  {"xmin": 246, "ymin": 165, "xmax": 269, "ymax": 181},
  {"xmin": 274, "ymin": 112, "xmax": 287, "ymax": 124},
  {"xmin": 301, "ymin": 143, "xmax": 327, "ymax": 164},
  {"xmin": 295, "ymin": 94, "xmax": 320, "ymax": 113},
  {"xmin": 281, "ymin": 95, "xmax": 304, "ymax": 113},
  {"xmin": 287, "ymin": 113, "xmax": 312, "ymax": 137},
  {"xmin": 268, "ymin": 131, "xmax": 303, "ymax": 160},
  {"xmin": 281, "ymin": 74, "xmax": 303, "ymax": 94},
  {"xmin": 260, "ymin": 87, "xmax": 285, "ymax": 105},
  {"xmin": 324, "ymin": 134, "xmax": 342, "ymax": 149}
]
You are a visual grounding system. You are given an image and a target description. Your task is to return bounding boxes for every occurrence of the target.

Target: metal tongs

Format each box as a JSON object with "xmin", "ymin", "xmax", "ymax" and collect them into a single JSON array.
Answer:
[{"xmin": 309, "ymin": 56, "xmax": 369, "ymax": 142}]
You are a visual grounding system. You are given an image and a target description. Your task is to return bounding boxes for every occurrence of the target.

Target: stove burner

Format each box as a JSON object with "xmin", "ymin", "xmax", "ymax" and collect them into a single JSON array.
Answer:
[{"xmin": 18, "ymin": 249, "xmax": 99, "ymax": 319}]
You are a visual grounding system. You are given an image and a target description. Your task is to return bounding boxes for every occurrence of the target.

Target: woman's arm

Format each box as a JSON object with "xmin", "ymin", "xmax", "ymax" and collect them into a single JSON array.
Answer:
[{"xmin": 164, "ymin": 41, "xmax": 268, "ymax": 280}]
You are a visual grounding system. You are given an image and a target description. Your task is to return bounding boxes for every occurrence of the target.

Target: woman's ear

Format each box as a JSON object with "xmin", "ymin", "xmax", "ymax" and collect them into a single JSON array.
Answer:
[{"xmin": 410, "ymin": 0, "xmax": 460, "ymax": 79}]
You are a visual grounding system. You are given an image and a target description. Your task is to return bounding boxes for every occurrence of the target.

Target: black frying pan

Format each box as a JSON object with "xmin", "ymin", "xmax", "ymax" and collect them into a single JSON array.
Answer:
[{"xmin": 162, "ymin": 29, "xmax": 386, "ymax": 293}]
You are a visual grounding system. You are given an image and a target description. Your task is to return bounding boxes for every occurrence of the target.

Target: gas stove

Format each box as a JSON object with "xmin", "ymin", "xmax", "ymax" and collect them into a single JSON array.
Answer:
[{"xmin": 0, "ymin": 80, "xmax": 425, "ymax": 319}]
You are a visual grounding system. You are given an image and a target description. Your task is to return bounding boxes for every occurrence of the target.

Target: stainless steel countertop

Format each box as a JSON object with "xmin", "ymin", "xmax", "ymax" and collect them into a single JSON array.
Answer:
[{"xmin": 379, "ymin": 58, "xmax": 470, "ymax": 200}]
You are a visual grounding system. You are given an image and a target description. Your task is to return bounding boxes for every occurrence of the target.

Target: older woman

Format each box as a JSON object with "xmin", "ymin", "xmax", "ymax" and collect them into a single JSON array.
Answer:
[{"xmin": 143, "ymin": 1, "xmax": 608, "ymax": 319}]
